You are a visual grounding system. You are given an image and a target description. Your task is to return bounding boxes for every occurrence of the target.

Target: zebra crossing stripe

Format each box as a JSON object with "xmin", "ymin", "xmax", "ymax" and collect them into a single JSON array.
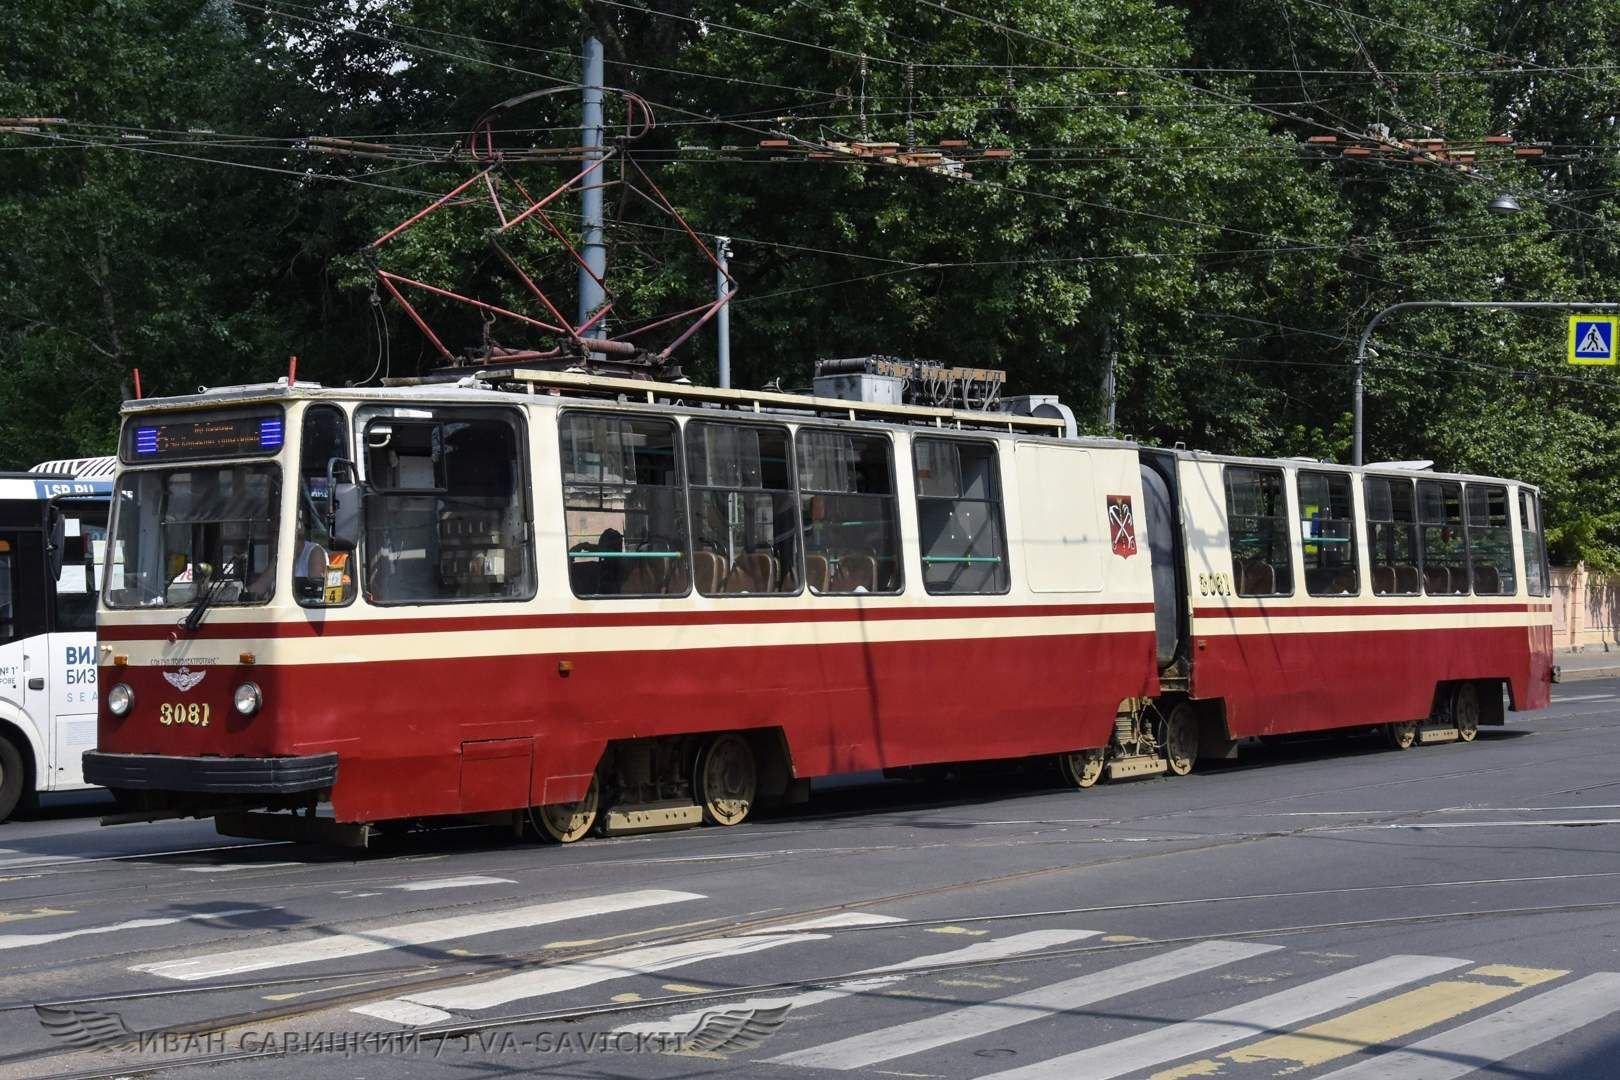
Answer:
[
  {"xmin": 1309, "ymin": 972, "xmax": 1620, "ymax": 1080},
  {"xmin": 618, "ymin": 929, "xmax": 1101, "ymax": 1040},
  {"xmin": 132, "ymin": 888, "xmax": 703, "ymax": 981},
  {"xmin": 365, "ymin": 932, "xmax": 825, "ymax": 1018},
  {"xmin": 770, "ymin": 939, "xmax": 1279, "ymax": 1070},
  {"xmin": 978, "ymin": 953, "xmax": 1471, "ymax": 1080}
]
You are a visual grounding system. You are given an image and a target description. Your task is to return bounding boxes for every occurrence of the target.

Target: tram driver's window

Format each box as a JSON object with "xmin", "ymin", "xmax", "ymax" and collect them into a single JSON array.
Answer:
[
  {"xmin": 364, "ymin": 411, "xmax": 533, "ymax": 604},
  {"xmin": 296, "ymin": 404, "xmax": 354, "ymax": 607},
  {"xmin": 1418, "ymin": 479, "xmax": 1470, "ymax": 595},
  {"xmin": 1465, "ymin": 484, "xmax": 1515, "ymax": 596},
  {"xmin": 1519, "ymin": 489, "xmax": 1550, "ymax": 597},
  {"xmin": 1224, "ymin": 466, "xmax": 1292, "ymax": 597},
  {"xmin": 562, "ymin": 413, "xmax": 690, "ymax": 598},
  {"xmin": 795, "ymin": 429, "xmax": 902, "ymax": 595},
  {"xmin": 687, "ymin": 422, "xmax": 802, "ymax": 595},
  {"xmin": 1297, "ymin": 471, "xmax": 1358, "ymax": 596},
  {"xmin": 1365, "ymin": 476, "xmax": 1419, "ymax": 596},
  {"xmin": 913, "ymin": 438, "xmax": 1009, "ymax": 595}
]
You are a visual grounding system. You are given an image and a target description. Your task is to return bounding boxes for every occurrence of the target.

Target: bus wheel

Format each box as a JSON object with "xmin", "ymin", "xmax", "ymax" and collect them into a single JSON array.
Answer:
[
  {"xmin": 0, "ymin": 737, "xmax": 23, "ymax": 823},
  {"xmin": 1386, "ymin": 720, "xmax": 1418, "ymax": 750},
  {"xmin": 1453, "ymin": 683, "xmax": 1481, "ymax": 743},
  {"xmin": 535, "ymin": 773, "xmax": 600, "ymax": 844},
  {"xmin": 1056, "ymin": 749, "xmax": 1104, "ymax": 789},
  {"xmin": 696, "ymin": 734, "xmax": 756, "ymax": 827}
]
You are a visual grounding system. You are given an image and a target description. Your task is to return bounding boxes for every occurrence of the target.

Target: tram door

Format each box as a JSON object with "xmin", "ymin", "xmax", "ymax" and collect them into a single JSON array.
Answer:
[{"xmin": 1138, "ymin": 456, "xmax": 1184, "ymax": 670}]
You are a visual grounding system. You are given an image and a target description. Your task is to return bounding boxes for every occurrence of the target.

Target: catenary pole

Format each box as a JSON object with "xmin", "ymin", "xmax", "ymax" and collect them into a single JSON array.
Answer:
[{"xmin": 578, "ymin": 36, "xmax": 606, "ymax": 336}]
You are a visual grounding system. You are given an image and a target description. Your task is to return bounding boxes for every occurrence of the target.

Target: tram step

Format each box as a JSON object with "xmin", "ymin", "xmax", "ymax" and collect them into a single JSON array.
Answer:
[
  {"xmin": 601, "ymin": 800, "xmax": 705, "ymax": 836},
  {"xmin": 1418, "ymin": 725, "xmax": 1461, "ymax": 745},
  {"xmin": 1106, "ymin": 755, "xmax": 1169, "ymax": 781}
]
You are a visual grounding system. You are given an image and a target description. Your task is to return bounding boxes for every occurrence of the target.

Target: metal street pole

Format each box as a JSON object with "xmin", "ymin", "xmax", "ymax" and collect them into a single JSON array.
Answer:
[
  {"xmin": 1352, "ymin": 299, "xmax": 1620, "ymax": 466},
  {"xmin": 715, "ymin": 236, "xmax": 732, "ymax": 388},
  {"xmin": 577, "ymin": 36, "xmax": 606, "ymax": 337}
]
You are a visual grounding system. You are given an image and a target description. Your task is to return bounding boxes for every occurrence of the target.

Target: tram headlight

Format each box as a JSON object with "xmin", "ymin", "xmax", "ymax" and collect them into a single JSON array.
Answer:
[
  {"xmin": 107, "ymin": 683, "xmax": 134, "ymax": 717},
  {"xmin": 233, "ymin": 682, "xmax": 263, "ymax": 717}
]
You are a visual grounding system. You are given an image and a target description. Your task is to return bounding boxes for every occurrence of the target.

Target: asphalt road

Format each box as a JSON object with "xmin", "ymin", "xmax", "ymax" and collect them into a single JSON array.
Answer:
[{"xmin": 2, "ymin": 681, "xmax": 1618, "ymax": 1080}]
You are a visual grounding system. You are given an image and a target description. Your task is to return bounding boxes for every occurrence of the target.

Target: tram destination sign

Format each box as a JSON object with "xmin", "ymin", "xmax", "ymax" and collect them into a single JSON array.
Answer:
[{"xmin": 123, "ymin": 410, "xmax": 286, "ymax": 462}]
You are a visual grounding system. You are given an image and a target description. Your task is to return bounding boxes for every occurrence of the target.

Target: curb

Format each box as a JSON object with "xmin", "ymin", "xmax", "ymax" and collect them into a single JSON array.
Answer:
[{"xmin": 1558, "ymin": 665, "xmax": 1620, "ymax": 683}]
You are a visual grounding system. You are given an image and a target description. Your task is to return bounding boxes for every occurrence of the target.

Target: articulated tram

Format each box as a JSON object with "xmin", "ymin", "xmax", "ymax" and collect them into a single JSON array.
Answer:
[{"xmin": 83, "ymin": 370, "xmax": 1553, "ymax": 844}]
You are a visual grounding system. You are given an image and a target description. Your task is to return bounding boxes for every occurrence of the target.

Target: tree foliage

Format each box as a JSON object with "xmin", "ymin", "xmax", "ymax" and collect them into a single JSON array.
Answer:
[{"xmin": 3, "ymin": 0, "xmax": 1618, "ymax": 562}]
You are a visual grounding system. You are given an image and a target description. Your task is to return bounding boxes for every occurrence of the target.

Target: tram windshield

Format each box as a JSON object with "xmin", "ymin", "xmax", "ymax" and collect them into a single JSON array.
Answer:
[{"xmin": 104, "ymin": 465, "xmax": 281, "ymax": 608}]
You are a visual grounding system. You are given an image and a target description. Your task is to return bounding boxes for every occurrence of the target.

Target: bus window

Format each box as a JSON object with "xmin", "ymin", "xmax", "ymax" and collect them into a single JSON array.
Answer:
[
  {"xmin": 687, "ymin": 422, "xmax": 801, "ymax": 595},
  {"xmin": 1225, "ymin": 466, "xmax": 1293, "ymax": 597},
  {"xmin": 913, "ymin": 438, "xmax": 1009, "ymax": 595},
  {"xmin": 1465, "ymin": 484, "xmax": 1515, "ymax": 596},
  {"xmin": 296, "ymin": 404, "xmax": 354, "ymax": 607},
  {"xmin": 795, "ymin": 429, "xmax": 902, "ymax": 595},
  {"xmin": 562, "ymin": 413, "xmax": 690, "ymax": 598},
  {"xmin": 1297, "ymin": 471, "xmax": 1358, "ymax": 596},
  {"xmin": 364, "ymin": 410, "xmax": 533, "ymax": 604},
  {"xmin": 0, "ymin": 532, "xmax": 47, "ymax": 644},
  {"xmin": 1365, "ymin": 476, "xmax": 1419, "ymax": 596},
  {"xmin": 1418, "ymin": 480, "xmax": 1469, "ymax": 595},
  {"xmin": 1520, "ymin": 489, "xmax": 1549, "ymax": 597},
  {"xmin": 52, "ymin": 504, "xmax": 108, "ymax": 632}
]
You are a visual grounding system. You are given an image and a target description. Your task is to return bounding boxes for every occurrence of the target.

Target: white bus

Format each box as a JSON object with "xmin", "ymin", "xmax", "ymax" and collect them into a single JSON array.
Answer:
[{"xmin": 0, "ymin": 457, "xmax": 114, "ymax": 822}]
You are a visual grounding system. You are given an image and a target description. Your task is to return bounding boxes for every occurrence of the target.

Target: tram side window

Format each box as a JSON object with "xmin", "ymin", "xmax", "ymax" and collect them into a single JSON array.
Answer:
[
  {"xmin": 796, "ymin": 429, "xmax": 902, "ymax": 595},
  {"xmin": 52, "ymin": 505, "xmax": 108, "ymax": 632},
  {"xmin": 913, "ymin": 438, "xmax": 1009, "ymax": 595},
  {"xmin": 687, "ymin": 422, "xmax": 801, "ymax": 595},
  {"xmin": 1297, "ymin": 471, "xmax": 1358, "ymax": 596},
  {"xmin": 296, "ymin": 404, "xmax": 354, "ymax": 607},
  {"xmin": 1418, "ymin": 479, "xmax": 1469, "ymax": 595},
  {"xmin": 1225, "ymin": 466, "xmax": 1293, "ymax": 597},
  {"xmin": 1364, "ymin": 476, "xmax": 1420, "ymax": 596},
  {"xmin": 364, "ymin": 412, "xmax": 533, "ymax": 604},
  {"xmin": 562, "ymin": 414, "xmax": 690, "ymax": 597},
  {"xmin": 1465, "ymin": 484, "xmax": 1515, "ymax": 596},
  {"xmin": 1519, "ymin": 489, "xmax": 1550, "ymax": 597}
]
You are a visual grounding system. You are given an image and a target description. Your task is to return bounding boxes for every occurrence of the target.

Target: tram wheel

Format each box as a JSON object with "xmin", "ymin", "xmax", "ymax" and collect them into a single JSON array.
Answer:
[
  {"xmin": 1056, "ymin": 749, "xmax": 1105, "ymax": 789},
  {"xmin": 696, "ymin": 733, "xmax": 757, "ymax": 827},
  {"xmin": 535, "ymin": 773, "xmax": 600, "ymax": 844},
  {"xmin": 1164, "ymin": 702, "xmax": 1198, "ymax": 776},
  {"xmin": 1386, "ymin": 720, "xmax": 1418, "ymax": 750},
  {"xmin": 1453, "ymin": 682, "xmax": 1481, "ymax": 743}
]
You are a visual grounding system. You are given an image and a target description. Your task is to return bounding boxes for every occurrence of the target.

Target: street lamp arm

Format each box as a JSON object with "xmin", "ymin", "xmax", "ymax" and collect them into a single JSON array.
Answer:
[{"xmin": 1352, "ymin": 299, "xmax": 1620, "ymax": 466}]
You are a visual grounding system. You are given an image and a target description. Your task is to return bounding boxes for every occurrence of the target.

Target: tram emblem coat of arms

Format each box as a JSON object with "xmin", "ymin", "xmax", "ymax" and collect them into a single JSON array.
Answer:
[{"xmin": 1107, "ymin": 495, "xmax": 1138, "ymax": 558}]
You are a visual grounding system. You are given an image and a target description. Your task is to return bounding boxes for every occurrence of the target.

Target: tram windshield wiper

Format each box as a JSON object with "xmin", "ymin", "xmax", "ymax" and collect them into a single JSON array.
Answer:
[{"xmin": 180, "ymin": 554, "xmax": 243, "ymax": 634}]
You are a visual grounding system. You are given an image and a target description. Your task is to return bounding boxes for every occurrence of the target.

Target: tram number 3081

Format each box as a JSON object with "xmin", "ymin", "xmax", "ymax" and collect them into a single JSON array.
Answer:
[
  {"xmin": 1197, "ymin": 571, "xmax": 1235, "ymax": 597},
  {"xmin": 159, "ymin": 702, "xmax": 211, "ymax": 727}
]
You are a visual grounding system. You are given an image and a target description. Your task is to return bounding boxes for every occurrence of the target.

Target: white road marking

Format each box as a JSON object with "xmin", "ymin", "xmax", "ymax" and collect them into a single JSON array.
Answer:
[
  {"xmin": 1551, "ymin": 693, "xmax": 1615, "ymax": 703},
  {"xmin": 745, "ymin": 912, "xmax": 905, "ymax": 934},
  {"xmin": 976, "ymin": 953, "xmax": 1471, "ymax": 1080},
  {"xmin": 180, "ymin": 862, "xmax": 299, "ymax": 873},
  {"xmin": 622, "ymin": 929, "xmax": 1101, "ymax": 1041},
  {"xmin": 390, "ymin": 876, "xmax": 517, "ymax": 892},
  {"xmin": 133, "ymin": 888, "xmax": 703, "ymax": 981},
  {"xmin": 0, "ymin": 908, "xmax": 261, "ymax": 951},
  {"xmin": 771, "ymin": 939, "xmax": 1277, "ymax": 1070},
  {"xmin": 353, "ymin": 1000, "xmax": 455, "ymax": 1026},
  {"xmin": 1311, "ymin": 972, "xmax": 1620, "ymax": 1080},
  {"xmin": 1330, "ymin": 819, "xmax": 1620, "ymax": 830},
  {"xmin": 369, "ymin": 932, "xmax": 826, "ymax": 1018},
  {"xmin": 0, "ymin": 841, "xmax": 284, "ymax": 872}
]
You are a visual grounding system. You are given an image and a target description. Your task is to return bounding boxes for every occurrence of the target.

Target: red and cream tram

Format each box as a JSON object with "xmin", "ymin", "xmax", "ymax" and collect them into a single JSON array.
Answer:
[{"xmin": 83, "ymin": 369, "xmax": 1554, "ymax": 844}]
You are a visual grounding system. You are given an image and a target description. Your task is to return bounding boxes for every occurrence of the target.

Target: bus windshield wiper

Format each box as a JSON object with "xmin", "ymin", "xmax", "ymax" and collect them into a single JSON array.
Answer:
[{"xmin": 180, "ymin": 554, "xmax": 243, "ymax": 634}]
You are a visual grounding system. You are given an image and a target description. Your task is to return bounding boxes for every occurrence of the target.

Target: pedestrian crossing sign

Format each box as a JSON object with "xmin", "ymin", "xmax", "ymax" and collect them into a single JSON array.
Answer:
[{"xmin": 1568, "ymin": 315, "xmax": 1617, "ymax": 365}]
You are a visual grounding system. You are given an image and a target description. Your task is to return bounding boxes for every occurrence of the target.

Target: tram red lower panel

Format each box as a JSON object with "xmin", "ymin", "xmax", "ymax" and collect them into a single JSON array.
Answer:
[
  {"xmin": 1192, "ymin": 623, "xmax": 1551, "ymax": 739},
  {"xmin": 99, "ymin": 629, "xmax": 1159, "ymax": 823}
]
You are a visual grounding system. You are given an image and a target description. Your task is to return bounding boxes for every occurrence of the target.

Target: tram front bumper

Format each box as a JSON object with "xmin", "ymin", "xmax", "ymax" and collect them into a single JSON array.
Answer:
[{"xmin": 82, "ymin": 750, "xmax": 339, "ymax": 795}]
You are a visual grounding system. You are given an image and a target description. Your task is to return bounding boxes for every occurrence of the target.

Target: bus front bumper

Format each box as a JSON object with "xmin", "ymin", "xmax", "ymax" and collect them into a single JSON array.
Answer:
[{"xmin": 82, "ymin": 751, "xmax": 339, "ymax": 795}]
